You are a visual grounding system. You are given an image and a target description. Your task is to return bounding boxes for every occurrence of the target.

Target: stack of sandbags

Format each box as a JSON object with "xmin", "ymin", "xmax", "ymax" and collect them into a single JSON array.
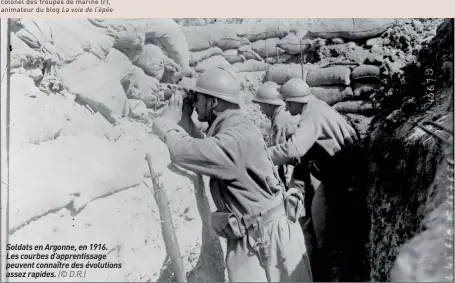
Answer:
[
  {"xmin": 265, "ymin": 64, "xmax": 354, "ymax": 106},
  {"xmin": 100, "ymin": 36, "xmax": 166, "ymax": 112},
  {"xmin": 181, "ymin": 21, "xmax": 294, "ymax": 73},
  {"xmin": 183, "ymin": 25, "xmax": 241, "ymax": 73},
  {"xmin": 332, "ymin": 64, "xmax": 381, "ymax": 115},
  {"xmin": 10, "ymin": 19, "xmax": 151, "ymax": 127},
  {"xmin": 88, "ymin": 18, "xmax": 146, "ymax": 62},
  {"xmin": 350, "ymin": 64, "xmax": 382, "ymax": 97},
  {"xmin": 140, "ymin": 18, "xmax": 192, "ymax": 83},
  {"xmin": 229, "ymin": 22, "xmax": 291, "ymax": 72},
  {"xmin": 179, "ymin": 19, "xmax": 398, "ymax": 76},
  {"xmin": 128, "ymin": 42, "xmax": 182, "ymax": 84},
  {"xmin": 10, "ymin": 18, "xmax": 114, "ymax": 84},
  {"xmin": 221, "ymin": 49, "xmax": 246, "ymax": 64},
  {"xmin": 126, "ymin": 18, "xmax": 190, "ymax": 70},
  {"xmin": 190, "ymin": 46, "xmax": 223, "ymax": 66},
  {"xmin": 306, "ymin": 66, "xmax": 354, "ymax": 106},
  {"xmin": 11, "ymin": 18, "xmax": 165, "ymax": 124},
  {"xmin": 12, "ymin": 19, "xmax": 115, "ymax": 64},
  {"xmin": 89, "ymin": 18, "xmax": 193, "ymax": 84}
]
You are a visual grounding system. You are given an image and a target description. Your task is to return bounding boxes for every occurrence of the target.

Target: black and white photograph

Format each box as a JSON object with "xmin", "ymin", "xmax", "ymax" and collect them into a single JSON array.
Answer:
[{"xmin": 0, "ymin": 17, "xmax": 454, "ymax": 282}]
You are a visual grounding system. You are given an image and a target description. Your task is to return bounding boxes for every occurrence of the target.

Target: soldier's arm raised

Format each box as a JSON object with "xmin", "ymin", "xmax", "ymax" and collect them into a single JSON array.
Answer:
[
  {"xmin": 268, "ymin": 109, "xmax": 322, "ymax": 166},
  {"xmin": 153, "ymin": 117, "xmax": 239, "ymax": 179}
]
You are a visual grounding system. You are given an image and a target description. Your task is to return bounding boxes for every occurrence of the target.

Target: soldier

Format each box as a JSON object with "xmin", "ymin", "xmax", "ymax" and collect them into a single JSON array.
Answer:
[
  {"xmin": 152, "ymin": 69, "xmax": 312, "ymax": 282},
  {"xmin": 267, "ymin": 78, "xmax": 370, "ymax": 281},
  {"xmin": 252, "ymin": 81, "xmax": 300, "ymax": 189}
]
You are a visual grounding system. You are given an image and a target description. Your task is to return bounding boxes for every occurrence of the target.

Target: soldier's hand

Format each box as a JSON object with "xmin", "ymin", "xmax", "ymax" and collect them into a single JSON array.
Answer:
[{"xmin": 161, "ymin": 91, "xmax": 183, "ymax": 122}]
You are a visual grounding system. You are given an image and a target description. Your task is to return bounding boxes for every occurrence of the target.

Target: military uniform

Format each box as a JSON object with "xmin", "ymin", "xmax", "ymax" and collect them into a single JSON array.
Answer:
[
  {"xmin": 252, "ymin": 82, "xmax": 300, "ymax": 189},
  {"xmin": 268, "ymin": 79, "xmax": 370, "ymax": 281},
  {"xmin": 153, "ymin": 70, "xmax": 313, "ymax": 282}
]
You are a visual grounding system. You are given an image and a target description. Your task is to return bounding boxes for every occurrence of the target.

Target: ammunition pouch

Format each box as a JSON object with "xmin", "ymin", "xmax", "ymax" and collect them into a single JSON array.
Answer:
[
  {"xmin": 211, "ymin": 191, "xmax": 305, "ymax": 266},
  {"xmin": 210, "ymin": 189, "xmax": 305, "ymax": 240}
]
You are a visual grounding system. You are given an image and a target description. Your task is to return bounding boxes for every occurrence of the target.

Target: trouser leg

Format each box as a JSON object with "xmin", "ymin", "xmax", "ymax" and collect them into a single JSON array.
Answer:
[
  {"xmin": 266, "ymin": 216, "xmax": 313, "ymax": 282},
  {"xmin": 289, "ymin": 164, "xmax": 319, "ymax": 281},
  {"xmin": 225, "ymin": 216, "xmax": 313, "ymax": 282},
  {"xmin": 225, "ymin": 238, "xmax": 268, "ymax": 282}
]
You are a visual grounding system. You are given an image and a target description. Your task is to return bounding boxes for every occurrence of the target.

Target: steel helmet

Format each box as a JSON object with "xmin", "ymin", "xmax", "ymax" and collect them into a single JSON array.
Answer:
[
  {"xmin": 185, "ymin": 68, "xmax": 240, "ymax": 105},
  {"xmin": 252, "ymin": 81, "xmax": 285, "ymax": 106},
  {"xmin": 281, "ymin": 78, "xmax": 317, "ymax": 104}
]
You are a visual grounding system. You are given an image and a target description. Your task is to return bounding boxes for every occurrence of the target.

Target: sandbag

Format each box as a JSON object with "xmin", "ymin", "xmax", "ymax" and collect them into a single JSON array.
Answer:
[
  {"xmin": 194, "ymin": 55, "xmax": 231, "ymax": 73},
  {"xmin": 251, "ymin": 38, "xmax": 286, "ymax": 58},
  {"xmin": 11, "ymin": 19, "xmax": 52, "ymax": 50},
  {"xmin": 134, "ymin": 18, "xmax": 190, "ymax": 69},
  {"xmin": 222, "ymin": 49, "xmax": 246, "ymax": 64},
  {"xmin": 236, "ymin": 21, "xmax": 290, "ymax": 42},
  {"xmin": 161, "ymin": 66, "xmax": 191, "ymax": 85},
  {"xmin": 331, "ymin": 38, "xmax": 345, "ymax": 44},
  {"xmin": 265, "ymin": 54, "xmax": 293, "ymax": 64},
  {"xmin": 308, "ymin": 18, "xmax": 396, "ymax": 40},
  {"xmin": 105, "ymin": 48, "xmax": 135, "ymax": 84},
  {"xmin": 217, "ymin": 33, "xmax": 250, "ymax": 50},
  {"xmin": 238, "ymin": 45, "xmax": 263, "ymax": 61},
  {"xmin": 133, "ymin": 44, "xmax": 166, "ymax": 80},
  {"xmin": 89, "ymin": 18, "xmax": 145, "ymax": 62},
  {"xmin": 123, "ymin": 66, "xmax": 160, "ymax": 108},
  {"xmin": 46, "ymin": 19, "xmax": 114, "ymax": 61},
  {"xmin": 8, "ymin": 133, "xmax": 146, "ymax": 232},
  {"xmin": 352, "ymin": 83, "xmax": 381, "ymax": 97},
  {"xmin": 364, "ymin": 53, "xmax": 384, "ymax": 66},
  {"xmin": 265, "ymin": 63, "xmax": 312, "ymax": 85},
  {"xmin": 182, "ymin": 24, "xmax": 250, "ymax": 52},
  {"xmin": 311, "ymin": 86, "xmax": 353, "ymax": 106},
  {"xmin": 332, "ymin": 100, "xmax": 375, "ymax": 113},
  {"xmin": 9, "ymin": 74, "xmax": 120, "ymax": 146},
  {"xmin": 58, "ymin": 53, "xmax": 128, "ymax": 124},
  {"xmin": 10, "ymin": 32, "xmax": 41, "ymax": 69},
  {"xmin": 277, "ymin": 34, "xmax": 312, "ymax": 55},
  {"xmin": 181, "ymin": 25, "xmax": 220, "ymax": 51},
  {"xmin": 306, "ymin": 66, "xmax": 351, "ymax": 86},
  {"xmin": 231, "ymin": 60, "xmax": 268, "ymax": 73},
  {"xmin": 11, "ymin": 19, "xmax": 69, "ymax": 63},
  {"xmin": 351, "ymin": 64, "xmax": 381, "ymax": 81},
  {"xmin": 190, "ymin": 47, "xmax": 223, "ymax": 66}
]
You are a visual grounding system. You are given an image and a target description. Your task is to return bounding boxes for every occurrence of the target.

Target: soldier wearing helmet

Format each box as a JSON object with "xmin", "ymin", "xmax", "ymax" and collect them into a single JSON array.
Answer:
[
  {"xmin": 267, "ymin": 78, "xmax": 370, "ymax": 281},
  {"xmin": 153, "ymin": 69, "xmax": 312, "ymax": 282},
  {"xmin": 252, "ymin": 81, "xmax": 300, "ymax": 189}
]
